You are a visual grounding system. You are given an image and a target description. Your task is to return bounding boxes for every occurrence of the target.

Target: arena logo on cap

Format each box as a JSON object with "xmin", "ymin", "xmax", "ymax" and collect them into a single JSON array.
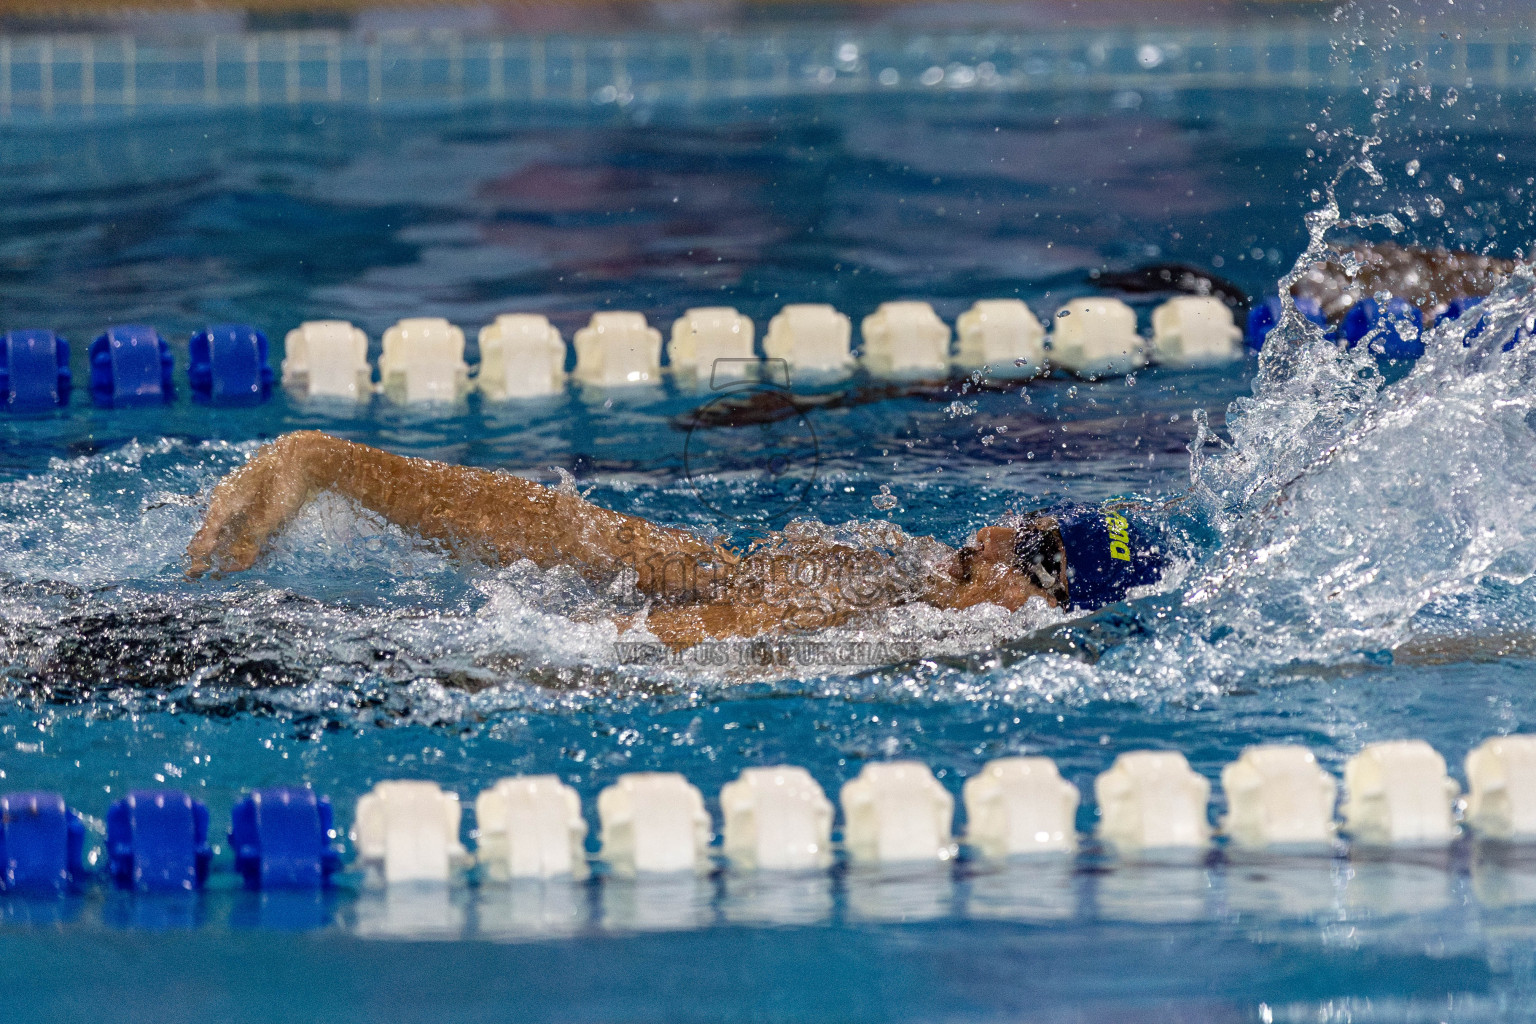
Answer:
[{"xmin": 1106, "ymin": 512, "xmax": 1132, "ymax": 562}]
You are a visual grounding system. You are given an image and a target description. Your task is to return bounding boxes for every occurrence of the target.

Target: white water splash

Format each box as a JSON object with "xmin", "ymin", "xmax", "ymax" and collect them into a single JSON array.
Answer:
[{"xmin": 1186, "ymin": 158, "xmax": 1536, "ymax": 660}]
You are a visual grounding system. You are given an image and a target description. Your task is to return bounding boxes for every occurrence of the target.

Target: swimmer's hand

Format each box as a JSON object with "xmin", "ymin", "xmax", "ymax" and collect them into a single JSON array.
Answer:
[{"xmin": 187, "ymin": 432, "xmax": 322, "ymax": 577}]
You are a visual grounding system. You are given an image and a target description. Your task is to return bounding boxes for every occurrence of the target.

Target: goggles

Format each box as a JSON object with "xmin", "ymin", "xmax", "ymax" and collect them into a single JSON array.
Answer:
[{"xmin": 1011, "ymin": 516, "xmax": 1070, "ymax": 606}]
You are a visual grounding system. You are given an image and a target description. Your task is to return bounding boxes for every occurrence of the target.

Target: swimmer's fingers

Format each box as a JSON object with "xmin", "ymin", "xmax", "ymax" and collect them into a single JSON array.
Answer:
[
  {"xmin": 187, "ymin": 466, "xmax": 254, "ymax": 577},
  {"xmin": 188, "ymin": 468, "xmax": 274, "ymax": 577},
  {"xmin": 187, "ymin": 511, "xmax": 258, "ymax": 577},
  {"xmin": 186, "ymin": 441, "xmax": 313, "ymax": 577}
]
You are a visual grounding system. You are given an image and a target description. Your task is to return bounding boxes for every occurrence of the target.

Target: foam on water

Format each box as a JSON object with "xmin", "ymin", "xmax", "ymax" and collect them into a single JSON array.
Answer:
[
  {"xmin": 0, "ymin": 439, "xmax": 1082, "ymax": 722},
  {"xmin": 4, "ymin": 255, "xmax": 1536, "ymax": 725}
]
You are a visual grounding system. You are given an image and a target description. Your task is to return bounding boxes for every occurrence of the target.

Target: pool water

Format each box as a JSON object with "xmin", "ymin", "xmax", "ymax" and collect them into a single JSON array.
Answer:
[{"xmin": 5, "ymin": 17, "xmax": 1536, "ymax": 1022}]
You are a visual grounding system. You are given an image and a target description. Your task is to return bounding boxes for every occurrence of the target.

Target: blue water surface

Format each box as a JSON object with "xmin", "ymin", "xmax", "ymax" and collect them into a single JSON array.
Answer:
[{"xmin": 3, "ymin": 34, "xmax": 1536, "ymax": 1022}]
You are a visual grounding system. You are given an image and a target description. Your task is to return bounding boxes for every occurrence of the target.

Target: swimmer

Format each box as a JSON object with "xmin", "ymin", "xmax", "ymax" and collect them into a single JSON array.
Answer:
[
  {"xmin": 186, "ymin": 431, "xmax": 1175, "ymax": 649},
  {"xmin": 1118, "ymin": 241, "xmax": 1515, "ymax": 319},
  {"xmin": 1290, "ymin": 241, "xmax": 1515, "ymax": 318}
]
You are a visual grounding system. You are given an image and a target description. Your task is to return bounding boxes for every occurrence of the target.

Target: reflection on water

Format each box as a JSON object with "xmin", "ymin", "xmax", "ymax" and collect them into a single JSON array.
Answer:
[
  {"xmin": 351, "ymin": 884, "xmax": 469, "ymax": 940},
  {"xmin": 1472, "ymin": 845, "xmax": 1536, "ymax": 910},
  {"xmin": 0, "ymin": 894, "xmax": 85, "ymax": 929},
  {"xmin": 1094, "ymin": 864, "xmax": 1214, "ymax": 924},
  {"xmin": 844, "ymin": 866, "xmax": 955, "ymax": 924},
  {"xmin": 601, "ymin": 874, "xmax": 716, "ymax": 933},
  {"xmin": 1223, "ymin": 858, "xmax": 1339, "ymax": 921},
  {"xmin": 720, "ymin": 871, "xmax": 834, "ymax": 927},
  {"xmin": 12, "ymin": 850, "xmax": 1536, "ymax": 951},
  {"xmin": 1341, "ymin": 857, "xmax": 1455, "ymax": 919},
  {"xmin": 228, "ymin": 890, "xmax": 337, "ymax": 933},
  {"xmin": 962, "ymin": 860, "xmax": 1079, "ymax": 923},
  {"xmin": 101, "ymin": 890, "xmax": 205, "ymax": 932},
  {"xmin": 474, "ymin": 879, "xmax": 590, "ymax": 940}
]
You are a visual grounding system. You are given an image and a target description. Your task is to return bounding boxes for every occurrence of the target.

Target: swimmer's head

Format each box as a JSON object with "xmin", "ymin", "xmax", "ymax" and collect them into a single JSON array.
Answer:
[
  {"xmin": 957, "ymin": 503, "xmax": 1173, "ymax": 613},
  {"xmin": 952, "ymin": 515, "xmax": 1070, "ymax": 610},
  {"xmin": 1010, "ymin": 514, "xmax": 1071, "ymax": 605}
]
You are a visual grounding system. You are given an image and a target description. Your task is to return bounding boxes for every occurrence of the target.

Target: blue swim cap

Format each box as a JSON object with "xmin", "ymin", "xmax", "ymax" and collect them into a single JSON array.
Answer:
[{"xmin": 1051, "ymin": 503, "xmax": 1172, "ymax": 611}]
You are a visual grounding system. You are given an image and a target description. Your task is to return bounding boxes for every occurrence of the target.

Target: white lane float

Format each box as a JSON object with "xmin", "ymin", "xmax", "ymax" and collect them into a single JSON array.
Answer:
[
  {"xmin": 963, "ymin": 756, "xmax": 1079, "ymax": 857},
  {"xmin": 281, "ymin": 320, "xmax": 372, "ymax": 401},
  {"xmin": 840, "ymin": 761, "xmax": 955, "ymax": 865},
  {"xmin": 1095, "ymin": 750, "xmax": 1211, "ymax": 854},
  {"xmin": 353, "ymin": 780, "xmax": 469, "ymax": 885},
  {"xmin": 1342, "ymin": 740, "xmax": 1459, "ymax": 847},
  {"xmin": 720, "ymin": 765, "xmax": 834, "ymax": 871},
  {"xmin": 1220, "ymin": 744, "xmax": 1337, "ymax": 851},
  {"xmin": 954, "ymin": 299, "xmax": 1046, "ymax": 378},
  {"xmin": 1048, "ymin": 297, "xmax": 1146, "ymax": 378},
  {"xmin": 1150, "ymin": 296, "xmax": 1243, "ymax": 366},
  {"xmin": 860, "ymin": 301, "xmax": 951, "ymax": 378},
  {"xmin": 762, "ymin": 304, "xmax": 855, "ymax": 376},
  {"xmin": 573, "ymin": 311, "xmax": 663, "ymax": 387},
  {"xmin": 597, "ymin": 772, "xmax": 711, "ymax": 876},
  {"xmin": 477, "ymin": 314, "xmax": 567, "ymax": 400},
  {"xmin": 668, "ymin": 306, "xmax": 756, "ymax": 387},
  {"xmin": 474, "ymin": 775, "xmax": 589, "ymax": 881},
  {"xmin": 378, "ymin": 317, "xmax": 470, "ymax": 404},
  {"xmin": 1465, "ymin": 734, "xmax": 1536, "ymax": 841}
]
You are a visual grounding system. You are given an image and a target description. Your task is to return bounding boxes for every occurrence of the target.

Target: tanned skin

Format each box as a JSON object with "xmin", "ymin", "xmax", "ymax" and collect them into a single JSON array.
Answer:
[
  {"xmin": 187, "ymin": 431, "xmax": 1057, "ymax": 649},
  {"xmin": 1292, "ymin": 241, "xmax": 1517, "ymax": 318}
]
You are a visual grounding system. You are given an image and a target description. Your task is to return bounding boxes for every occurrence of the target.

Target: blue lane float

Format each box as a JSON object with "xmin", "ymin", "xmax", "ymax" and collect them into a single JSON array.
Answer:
[
  {"xmin": 0, "ymin": 732, "xmax": 1535, "ymax": 906},
  {"xmin": 1, "ymin": 330, "xmax": 71, "ymax": 410},
  {"xmin": 1244, "ymin": 295, "xmax": 1326, "ymax": 352},
  {"xmin": 1341, "ymin": 297, "xmax": 1425, "ymax": 360},
  {"xmin": 89, "ymin": 325, "xmax": 174, "ymax": 407},
  {"xmin": 1444, "ymin": 295, "xmax": 1490, "ymax": 347},
  {"xmin": 1442, "ymin": 295, "xmax": 1485, "ymax": 324},
  {"xmin": 0, "ymin": 793, "xmax": 85, "ymax": 892},
  {"xmin": 189, "ymin": 324, "xmax": 272, "ymax": 405},
  {"xmin": 229, "ymin": 787, "xmax": 341, "ymax": 889},
  {"xmin": 106, "ymin": 791, "xmax": 211, "ymax": 892}
]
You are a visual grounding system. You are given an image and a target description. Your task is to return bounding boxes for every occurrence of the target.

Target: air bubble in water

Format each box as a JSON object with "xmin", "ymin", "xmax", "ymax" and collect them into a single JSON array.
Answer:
[
  {"xmin": 1405, "ymin": 158, "xmax": 1420, "ymax": 177},
  {"xmin": 1443, "ymin": 87, "xmax": 1458, "ymax": 107}
]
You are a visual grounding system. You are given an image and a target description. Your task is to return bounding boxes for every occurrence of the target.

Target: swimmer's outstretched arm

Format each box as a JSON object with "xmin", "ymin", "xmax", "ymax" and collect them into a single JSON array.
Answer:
[{"xmin": 186, "ymin": 430, "xmax": 728, "ymax": 590}]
